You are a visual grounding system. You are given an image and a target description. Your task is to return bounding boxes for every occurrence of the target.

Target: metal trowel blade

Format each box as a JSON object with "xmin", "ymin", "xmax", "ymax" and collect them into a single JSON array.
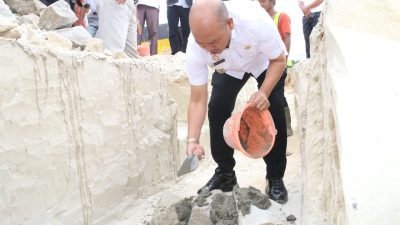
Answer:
[{"xmin": 177, "ymin": 155, "xmax": 199, "ymax": 177}]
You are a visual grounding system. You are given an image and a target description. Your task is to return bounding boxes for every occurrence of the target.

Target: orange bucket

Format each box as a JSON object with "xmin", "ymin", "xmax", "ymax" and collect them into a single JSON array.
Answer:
[
  {"xmin": 223, "ymin": 104, "xmax": 277, "ymax": 159},
  {"xmin": 138, "ymin": 42, "xmax": 150, "ymax": 56}
]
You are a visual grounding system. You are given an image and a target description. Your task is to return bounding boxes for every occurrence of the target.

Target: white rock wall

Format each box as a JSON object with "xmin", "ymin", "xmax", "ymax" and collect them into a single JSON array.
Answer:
[
  {"xmin": 291, "ymin": 17, "xmax": 345, "ymax": 224},
  {"xmin": 292, "ymin": 1, "xmax": 400, "ymax": 225},
  {"xmin": 0, "ymin": 39, "xmax": 179, "ymax": 225}
]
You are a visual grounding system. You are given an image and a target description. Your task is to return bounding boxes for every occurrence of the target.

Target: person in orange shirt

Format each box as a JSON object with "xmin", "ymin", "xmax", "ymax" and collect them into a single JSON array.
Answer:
[{"xmin": 259, "ymin": 0, "xmax": 293, "ymax": 137}]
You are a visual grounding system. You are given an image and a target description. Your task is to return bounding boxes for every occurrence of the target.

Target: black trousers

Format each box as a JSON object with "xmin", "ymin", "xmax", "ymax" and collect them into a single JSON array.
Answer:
[
  {"xmin": 302, "ymin": 12, "xmax": 321, "ymax": 58},
  {"xmin": 167, "ymin": 5, "xmax": 190, "ymax": 55},
  {"xmin": 208, "ymin": 70, "xmax": 287, "ymax": 179}
]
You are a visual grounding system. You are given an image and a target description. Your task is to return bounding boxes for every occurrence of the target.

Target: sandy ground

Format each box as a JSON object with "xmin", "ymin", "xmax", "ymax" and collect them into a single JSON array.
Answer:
[{"xmin": 109, "ymin": 88, "xmax": 301, "ymax": 225}]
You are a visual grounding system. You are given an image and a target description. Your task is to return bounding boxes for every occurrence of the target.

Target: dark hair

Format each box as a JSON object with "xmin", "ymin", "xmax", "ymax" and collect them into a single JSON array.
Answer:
[
  {"xmin": 84, "ymin": 3, "xmax": 90, "ymax": 8},
  {"xmin": 75, "ymin": 0, "xmax": 84, "ymax": 7}
]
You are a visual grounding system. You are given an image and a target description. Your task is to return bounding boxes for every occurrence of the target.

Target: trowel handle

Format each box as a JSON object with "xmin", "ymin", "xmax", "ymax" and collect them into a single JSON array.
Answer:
[{"xmin": 192, "ymin": 144, "xmax": 205, "ymax": 160}]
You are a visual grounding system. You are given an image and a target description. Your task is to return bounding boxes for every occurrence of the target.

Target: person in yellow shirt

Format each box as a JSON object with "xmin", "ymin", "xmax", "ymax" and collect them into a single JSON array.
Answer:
[{"xmin": 259, "ymin": 0, "xmax": 293, "ymax": 136}]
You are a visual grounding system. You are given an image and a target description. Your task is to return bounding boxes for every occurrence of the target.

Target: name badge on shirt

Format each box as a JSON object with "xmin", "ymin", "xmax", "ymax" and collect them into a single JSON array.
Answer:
[{"xmin": 212, "ymin": 54, "xmax": 226, "ymax": 74}]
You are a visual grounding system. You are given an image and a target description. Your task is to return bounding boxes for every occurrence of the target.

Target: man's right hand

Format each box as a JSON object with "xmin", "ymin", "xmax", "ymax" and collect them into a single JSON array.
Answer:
[
  {"xmin": 186, "ymin": 142, "xmax": 205, "ymax": 160},
  {"xmin": 299, "ymin": 1, "xmax": 312, "ymax": 18},
  {"xmin": 302, "ymin": 7, "xmax": 312, "ymax": 18}
]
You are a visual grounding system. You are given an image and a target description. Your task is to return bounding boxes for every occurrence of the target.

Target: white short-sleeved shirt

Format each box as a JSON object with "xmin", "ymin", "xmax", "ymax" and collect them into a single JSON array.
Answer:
[
  {"xmin": 172, "ymin": 0, "xmax": 190, "ymax": 8},
  {"xmin": 186, "ymin": 1, "xmax": 285, "ymax": 86},
  {"xmin": 137, "ymin": 0, "xmax": 160, "ymax": 9},
  {"xmin": 299, "ymin": 0, "xmax": 323, "ymax": 13}
]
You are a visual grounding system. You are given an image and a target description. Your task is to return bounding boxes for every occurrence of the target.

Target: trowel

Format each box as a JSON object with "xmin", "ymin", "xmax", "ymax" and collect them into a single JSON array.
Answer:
[{"xmin": 177, "ymin": 155, "xmax": 200, "ymax": 177}]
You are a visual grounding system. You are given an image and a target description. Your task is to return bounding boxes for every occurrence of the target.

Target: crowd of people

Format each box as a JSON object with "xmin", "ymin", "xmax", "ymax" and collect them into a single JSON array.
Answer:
[
  {"xmin": 39, "ymin": 0, "xmax": 191, "ymax": 58},
  {"xmin": 39, "ymin": 0, "xmax": 322, "ymax": 59}
]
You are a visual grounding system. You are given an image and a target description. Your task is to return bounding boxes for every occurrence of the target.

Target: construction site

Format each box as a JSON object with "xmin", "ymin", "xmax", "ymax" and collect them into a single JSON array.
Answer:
[{"xmin": 1, "ymin": 0, "xmax": 399, "ymax": 225}]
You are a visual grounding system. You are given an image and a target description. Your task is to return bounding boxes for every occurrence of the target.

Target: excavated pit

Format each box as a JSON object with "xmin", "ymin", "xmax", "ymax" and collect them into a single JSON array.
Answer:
[{"xmin": 3, "ymin": 0, "xmax": 399, "ymax": 224}]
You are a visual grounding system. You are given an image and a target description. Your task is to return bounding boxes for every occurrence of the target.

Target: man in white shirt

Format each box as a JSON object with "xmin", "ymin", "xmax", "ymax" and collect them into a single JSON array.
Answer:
[
  {"xmin": 186, "ymin": 0, "xmax": 289, "ymax": 203},
  {"xmin": 96, "ymin": 0, "xmax": 139, "ymax": 58},
  {"xmin": 298, "ymin": 0, "xmax": 324, "ymax": 58},
  {"xmin": 137, "ymin": 0, "xmax": 160, "ymax": 55},
  {"xmin": 167, "ymin": 0, "xmax": 192, "ymax": 54}
]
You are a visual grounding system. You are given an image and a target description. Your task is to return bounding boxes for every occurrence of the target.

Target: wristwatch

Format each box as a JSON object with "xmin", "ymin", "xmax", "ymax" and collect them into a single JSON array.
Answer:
[{"xmin": 186, "ymin": 137, "xmax": 199, "ymax": 144}]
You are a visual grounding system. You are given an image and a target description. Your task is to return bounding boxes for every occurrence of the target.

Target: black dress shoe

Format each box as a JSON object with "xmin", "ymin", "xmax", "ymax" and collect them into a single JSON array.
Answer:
[
  {"xmin": 266, "ymin": 178, "xmax": 288, "ymax": 204},
  {"xmin": 197, "ymin": 168, "xmax": 237, "ymax": 194}
]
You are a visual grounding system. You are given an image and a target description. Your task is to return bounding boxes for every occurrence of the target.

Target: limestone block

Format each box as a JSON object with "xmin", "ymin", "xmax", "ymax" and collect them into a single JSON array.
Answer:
[
  {"xmin": 0, "ymin": 0, "xmax": 14, "ymax": 19},
  {"xmin": 142, "ymin": 53, "xmax": 190, "ymax": 122},
  {"xmin": 0, "ymin": 14, "xmax": 16, "ymax": 32},
  {"xmin": 45, "ymin": 31, "xmax": 73, "ymax": 50},
  {"xmin": 0, "ymin": 38, "xmax": 179, "ymax": 225},
  {"xmin": 112, "ymin": 51, "xmax": 128, "ymax": 59},
  {"xmin": 54, "ymin": 26, "xmax": 91, "ymax": 47},
  {"xmin": 84, "ymin": 38, "xmax": 104, "ymax": 53},
  {"xmin": 3, "ymin": 0, "xmax": 45, "ymax": 16},
  {"xmin": 17, "ymin": 25, "xmax": 45, "ymax": 45},
  {"xmin": 0, "ymin": 24, "xmax": 24, "ymax": 38},
  {"xmin": 39, "ymin": 0, "xmax": 77, "ymax": 31},
  {"xmin": 18, "ymin": 13, "xmax": 40, "ymax": 25}
]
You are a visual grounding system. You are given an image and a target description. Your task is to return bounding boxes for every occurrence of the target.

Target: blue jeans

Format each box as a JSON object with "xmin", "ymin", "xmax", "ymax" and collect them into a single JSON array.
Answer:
[
  {"xmin": 87, "ymin": 14, "xmax": 98, "ymax": 37},
  {"xmin": 302, "ymin": 12, "xmax": 320, "ymax": 58}
]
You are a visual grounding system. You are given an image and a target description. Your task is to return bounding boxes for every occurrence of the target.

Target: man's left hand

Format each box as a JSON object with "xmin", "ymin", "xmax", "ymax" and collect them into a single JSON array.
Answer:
[
  {"xmin": 248, "ymin": 91, "xmax": 270, "ymax": 111},
  {"xmin": 302, "ymin": 6, "xmax": 312, "ymax": 18}
]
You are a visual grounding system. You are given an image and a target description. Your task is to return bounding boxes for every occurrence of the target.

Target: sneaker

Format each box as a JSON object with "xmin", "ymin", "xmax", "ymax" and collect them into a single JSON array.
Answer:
[
  {"xmin": 266, "ymin": 178, "xmax": 288, "ymax": 204},
  {"xmin": 197, "ymin": 168, "xmax": 237, "ymax": 194}
]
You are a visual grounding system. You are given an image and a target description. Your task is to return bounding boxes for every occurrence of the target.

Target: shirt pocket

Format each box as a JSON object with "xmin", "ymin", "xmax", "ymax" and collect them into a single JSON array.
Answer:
[{"xmin": 237, "ymin": 43, "xmax": 259, "ymax": 59}]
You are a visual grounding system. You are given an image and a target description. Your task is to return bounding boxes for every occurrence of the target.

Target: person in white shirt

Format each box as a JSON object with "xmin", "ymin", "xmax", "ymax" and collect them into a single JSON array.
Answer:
[
  {"xmin": 166, "ymin": 0, "xmax": 192, "ymax": 54},
  {"xmin": 298, "ymin": 0, "xmax": 324, "ymax": 58},
  {"xmin": 96, "ymin": 0, "xmax": 139, "ymax": 58},
  {"xmin": 186, "ymin": 0, "xmax": 289, "ymax": 203},
  {"xmin": 136, "ymin": 0, "xmax": 160, "ymax": 55}
]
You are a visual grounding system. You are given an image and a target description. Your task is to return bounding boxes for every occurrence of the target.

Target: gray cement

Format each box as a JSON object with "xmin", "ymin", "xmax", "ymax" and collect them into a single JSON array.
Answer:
[
  {"xmin": 210, "ymin": 193, "xmax": 238, "ymax": 225},
  {"xmin": 152, "ymin": 186, "xmax": 277, "ymax": 225},
  {"xmin": 175, "ymin": 197, "xmax": 193, "ymax": 223},
  {"xmin": 234, "ymin": 186, "xmax": 271, "ymax": 215}
]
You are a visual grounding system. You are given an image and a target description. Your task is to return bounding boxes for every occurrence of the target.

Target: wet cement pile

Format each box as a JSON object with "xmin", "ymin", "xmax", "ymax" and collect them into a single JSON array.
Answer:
[{"xmin": 151, "ymin": 186, "xmax": 292, "ymax": 225}]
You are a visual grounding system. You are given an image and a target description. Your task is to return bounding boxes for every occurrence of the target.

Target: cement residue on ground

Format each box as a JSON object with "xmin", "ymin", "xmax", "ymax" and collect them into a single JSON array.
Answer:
[
  {"xmin": 210, "ymin": 193, "xmax": 238, "ymax": 225},
  {"xmin": 234, "ymin": 186, "xmax": 271, "ymax": 215},
  {"xmin": 151, "ymin": 186, "xmax": 289, "ymax": 225},
  {"xmin": 175, "ymin": 197, "xmax": 194, "ymax": 223}
]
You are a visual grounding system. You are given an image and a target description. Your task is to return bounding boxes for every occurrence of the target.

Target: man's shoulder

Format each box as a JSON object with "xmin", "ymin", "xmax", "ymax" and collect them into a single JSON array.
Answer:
[
  {"xmin": 279, "ymin": 12, "xmax": 290, "ymax": 19},
  {"xmin": 278, "ymin": 11, "xmax": 291, "ymax": 24},
  {"xmin": 186, "ymin": 35, "xmax": 207, "ymax": 60}
]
